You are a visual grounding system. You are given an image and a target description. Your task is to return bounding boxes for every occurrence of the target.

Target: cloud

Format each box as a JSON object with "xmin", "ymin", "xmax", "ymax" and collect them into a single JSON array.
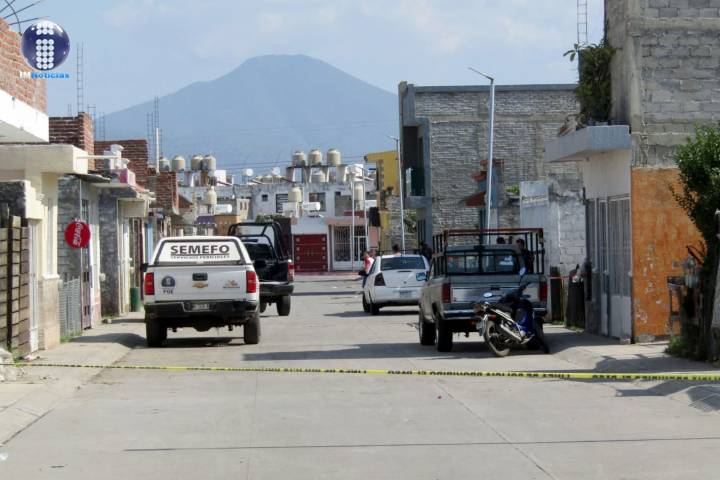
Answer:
[{"xmin": 102, "ymin": 0, "xmax": 179, "ymax": 28}]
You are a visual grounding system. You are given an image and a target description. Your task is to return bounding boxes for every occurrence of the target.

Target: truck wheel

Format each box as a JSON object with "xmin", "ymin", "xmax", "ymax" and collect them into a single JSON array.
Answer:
[
  {"xmin": 435, "ymin": 315, "xmax": 453, "ymax": 352},
  {"xmin": 362, "ymin": 294, "xmax": 371, "ymax": 313},
  {"xmin": 244, "ymin": 313, "xmax": 261, "ymax": 345},
  {"xmin": 259, "ymin": 302, "xmax": 267, "ymax": 313},
  {"xmin": 145, "ymin": 318, "xmax": 167, "ymax": 348},
  {"xmin": 276, "ymin": 295, "xmax": 291, "ymax": 316},
  {"xmin": 419, "ymin": 309, "xmax": 436, "ymax": 346},
  {"xmin": 370, "ymin": 300, "xmax": 381, "ymax": 315}
]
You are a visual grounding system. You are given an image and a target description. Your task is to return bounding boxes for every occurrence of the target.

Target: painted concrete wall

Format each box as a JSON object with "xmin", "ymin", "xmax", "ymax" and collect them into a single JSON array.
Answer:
[{"xmin": 631, "ymin": 167, "xmax": 700, "ymax": 340}]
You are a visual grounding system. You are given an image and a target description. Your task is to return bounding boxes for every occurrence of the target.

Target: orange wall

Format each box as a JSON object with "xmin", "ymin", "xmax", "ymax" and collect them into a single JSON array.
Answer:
[{"xmin": 631, "ymin": 167, "xmax": 701, "ymax": 339}]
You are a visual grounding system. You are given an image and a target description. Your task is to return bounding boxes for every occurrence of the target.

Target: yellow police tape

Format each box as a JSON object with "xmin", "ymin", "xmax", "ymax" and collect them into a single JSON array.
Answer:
[{"xmin": 11, "ymin": 362, "xmax": 720, "ymax": 382}]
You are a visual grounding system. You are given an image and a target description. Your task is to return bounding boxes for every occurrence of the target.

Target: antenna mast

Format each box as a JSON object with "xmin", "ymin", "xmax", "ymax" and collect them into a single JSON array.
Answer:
[
  {"xmin": 577, "ymin": 0, "xmax": 588, "ymax": 46},
  {"xmin": 76, "ymin": 41, "xmax": 85, "ymax": 114}
]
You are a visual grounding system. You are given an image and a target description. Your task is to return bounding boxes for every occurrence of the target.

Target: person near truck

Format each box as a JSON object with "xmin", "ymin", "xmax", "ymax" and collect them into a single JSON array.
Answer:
[
  {"xmin": 516, "ymin": 238, "xmax": 534, "ymax": 273},
  {"xmin": 360, "ymin": 251, "xmax": 374, "ymax": 287},
  {"xmin": 419, "ymin": 241, "xmax": 433, "ymax": 262},
  {"xmin": 392, "ymin": 244, "xmax": 401, "ymax": 256}
]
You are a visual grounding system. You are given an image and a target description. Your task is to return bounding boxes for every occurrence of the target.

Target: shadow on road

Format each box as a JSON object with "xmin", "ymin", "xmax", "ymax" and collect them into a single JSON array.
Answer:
[
  {"xmin": 69, "ymin": 332, "xmax": 146, "ymax": 349},
  {"xmin": 163, "ymin": 336, "xmax": 244, "ymax": 348},
  {"xmin": 329, "ymin": 309, "xmax": 418, "ymax": 318}
]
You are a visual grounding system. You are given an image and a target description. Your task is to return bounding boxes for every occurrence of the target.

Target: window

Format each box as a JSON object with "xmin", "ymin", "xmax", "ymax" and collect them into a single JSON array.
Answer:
[
  {"xmin": 445, "ymin": 250, "xmax": 520, "ymax": 275},
  {"xmin": 261, "ymin": 194, "xmax": 268, "ymax": 202},
  {"xmin": 275, "ymin": 194, "xmax": 288, "ymax": 214},
  {"xmin": 380, "ymin": 256, "xmax": 426, "ymax": 271},
  {"xmin": 309, "ymin": 192, "xmax": 326, "ymax": 211}
]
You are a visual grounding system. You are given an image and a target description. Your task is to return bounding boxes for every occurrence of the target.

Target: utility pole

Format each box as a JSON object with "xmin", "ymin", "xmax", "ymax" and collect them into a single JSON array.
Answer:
[
  {"xmin": 468, "ymin": 67, "xmax": 495, "ymax": 230},
  {"xmin": 387, "ymin": 135, "xmax": 405, "ymax": 250}
]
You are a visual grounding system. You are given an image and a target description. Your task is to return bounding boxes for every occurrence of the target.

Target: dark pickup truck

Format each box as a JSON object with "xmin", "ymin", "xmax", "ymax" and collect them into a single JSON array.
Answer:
[{"xmin": 228, "ymin": 222, "xmax": 294, "ymax": 316}]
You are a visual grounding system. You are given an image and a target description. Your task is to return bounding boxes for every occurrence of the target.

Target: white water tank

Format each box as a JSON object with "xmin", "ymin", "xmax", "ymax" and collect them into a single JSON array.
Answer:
[
  {"xmin": 354, "ymin": 183, "xmax": 364, "ymax": 206},
  {"xmin": 288, "ymin": 186, "xmax": 302, "ymax": 203},
  {"xmin": 262, "ymin": 174, "xmax": 273, "ymax": 183},
  {"xmin": 336, "ymin": 165, "xmax": 347, "ymax": 183},
  {"xmin": 311, "ymin": 171, "xmax": 326, "ymax": 183},
  {"xmin": 171, "ymin": 155, "xmax": 186, "ymax": 172},
  {"xmin": 191, "ymin": 155, "xmax": 204, "ymax": 171},
  {"xmin": 327, "ymin": 148, "xmax": 341, "ymax": 166},
  {"xmin": 243, "ymin": 168, "xmax": 254, "ymax": 178},
  {"xmin": 292, "ymin": 151, "xmax": 307, "ymax": 167},
  {"xmin": 158, "ymin": 157, "xmax": 170, "ymax": 172},
  {"xmin": 202, "ymin": 155, "xmax": 217, "ymax": 171},
  {"xmin": 308, "ymin": 149, "xmax": 322, "ymax": 166},
  {"xmin": 203, "ymin": 186, "xmax": 217, "ymax": 205}
]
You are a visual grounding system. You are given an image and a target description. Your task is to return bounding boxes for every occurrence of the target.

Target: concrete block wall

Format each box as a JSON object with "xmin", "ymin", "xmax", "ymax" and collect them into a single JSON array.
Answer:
[
  {"xmin": 409, "ymin": 86, "xmax": 578, "ymax": 235},
  {"xmin": 0, "ymin": 19, "xmax": 46, "ymax": 112}
]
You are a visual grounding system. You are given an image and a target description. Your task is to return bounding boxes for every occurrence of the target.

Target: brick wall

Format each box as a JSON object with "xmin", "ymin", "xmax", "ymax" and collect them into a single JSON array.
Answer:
[
  {"xmin": 49, "ymin": 114, "xmax": 94, "ymax": 165},
  {"xmin": 0, "ymin": 19, "xmax": 46, "ymax": 112},
  {"xmin": 95, "ymin": 140, "xmax": 149, "ymax": 188},
  {"xmin": 155, "ymin": 171, "xmax": 178, "ymax": 212}
]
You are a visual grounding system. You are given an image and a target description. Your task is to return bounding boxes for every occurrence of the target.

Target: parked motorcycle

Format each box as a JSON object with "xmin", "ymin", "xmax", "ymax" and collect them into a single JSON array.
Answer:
[{"xmin": 473, "ymin": 281, "xmax": 550, "ymax": 357}]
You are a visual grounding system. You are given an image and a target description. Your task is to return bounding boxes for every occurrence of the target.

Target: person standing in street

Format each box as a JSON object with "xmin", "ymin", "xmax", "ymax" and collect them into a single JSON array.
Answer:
[
  {"xmin": 516, "ymin": 238, "xmax": 534, "ymax": 273},
  {"xmin": 361, "ymin": 250, "xmax": 374, "ymax": 287},
  {"xmin": 392, "ymin": 244, "xmax": 401, "ymax": 256},
  {"xmin": 419, "ymin": 241, "xmax": 433, "ymax": 262}
]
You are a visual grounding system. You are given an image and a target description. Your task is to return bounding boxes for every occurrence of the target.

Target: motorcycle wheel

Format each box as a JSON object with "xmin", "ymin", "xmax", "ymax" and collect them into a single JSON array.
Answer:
[
  {"xmin": 484, "ymin": 321, "xmax": 511, "ymax": 357},
  {"xmin": 534, "ymin": 319, "xmax": 550, "ymax": 354}
]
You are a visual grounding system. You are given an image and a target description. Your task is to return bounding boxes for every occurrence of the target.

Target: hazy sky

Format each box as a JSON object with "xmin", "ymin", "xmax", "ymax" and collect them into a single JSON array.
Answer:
[{"xmin": 31, "ymin": 0, "xmax": 604, "ymax": 116}]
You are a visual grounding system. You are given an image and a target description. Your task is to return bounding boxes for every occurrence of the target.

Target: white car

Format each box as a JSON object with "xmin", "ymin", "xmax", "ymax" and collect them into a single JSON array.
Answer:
[{"xmin": 362, "ymin": 254, "xmax": 430, "ymax": 315}]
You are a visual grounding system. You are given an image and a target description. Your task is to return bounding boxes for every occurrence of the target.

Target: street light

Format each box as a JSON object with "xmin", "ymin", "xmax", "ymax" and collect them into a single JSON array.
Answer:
[
  {"xmin": 468, "ymin": 67, "xmax": 495, "ymax": 230},
  {"xmin": 387, "ymin": 135, "xmax": 406, "ymax": 251}
]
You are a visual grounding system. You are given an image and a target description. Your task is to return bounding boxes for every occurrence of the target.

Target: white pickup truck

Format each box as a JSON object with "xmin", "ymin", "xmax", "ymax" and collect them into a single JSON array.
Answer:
[{"xmin": 142, "ymin": 236, "xmax": 260, "ymax": 347}]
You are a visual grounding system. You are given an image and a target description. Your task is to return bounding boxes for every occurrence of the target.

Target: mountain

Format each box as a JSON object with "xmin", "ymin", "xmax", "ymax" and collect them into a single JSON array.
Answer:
[{"xmin": 103, "ymin": 55, "xmax": 398, "ymax": 175}]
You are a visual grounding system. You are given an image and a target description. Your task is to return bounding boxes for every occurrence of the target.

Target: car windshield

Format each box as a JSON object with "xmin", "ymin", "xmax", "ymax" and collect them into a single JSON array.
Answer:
[
  {"xmin": 446, "ymin": 251, "xmax": 519, "ymax": 274},
  {"xmin": 381, "ymin": 256, "xmax": 426, "ymax": 271}
]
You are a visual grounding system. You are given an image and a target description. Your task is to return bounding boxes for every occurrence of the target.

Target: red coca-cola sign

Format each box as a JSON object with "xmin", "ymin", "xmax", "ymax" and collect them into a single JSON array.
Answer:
[{"xmin": 64, "ymin": 220, "xmax": 90, "ymax": 249}]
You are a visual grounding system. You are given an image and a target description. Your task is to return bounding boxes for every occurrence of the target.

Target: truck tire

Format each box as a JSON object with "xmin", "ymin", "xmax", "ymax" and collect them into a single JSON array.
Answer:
[
  {"xmin": 277, "ymin": 295, "xmax": 291, "ymax": 316},
  {"xmin": 145, "ymin": 318, "xmax": 167, "ymax": 348},
  {"xmin": 370, "ymin": 300, "xmax": 381, "ymax": 315},
  {"xmin": 259, "ymin": 302, "xmax": 267, "ymax": 313},
  {"xmin": 419, "ymin": 309, "xmax": 436, "ymax": 346},
  {"xmin": 435, "ymin": 315, "xmax": 453, "ymax": 352},
  {"xmin": 244, "ymin": 313, "xmax": 261, "ymax": 344}
]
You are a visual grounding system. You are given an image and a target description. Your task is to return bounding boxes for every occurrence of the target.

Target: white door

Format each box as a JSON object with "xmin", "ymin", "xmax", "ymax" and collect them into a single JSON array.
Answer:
[
  {"xmin": 609, "ymin": 197, "xmax": 632, "ymax": 339},
  {"xmin": 598, "ymin": 200, "xmax": 610, "ymax": 336},
  {"xmin": 28, "ymin": 220, "xmax": 40, "ymax": 352},
  {"xmin": 120, "ymin": 219, "xmax": 131, "ymax": 314}
]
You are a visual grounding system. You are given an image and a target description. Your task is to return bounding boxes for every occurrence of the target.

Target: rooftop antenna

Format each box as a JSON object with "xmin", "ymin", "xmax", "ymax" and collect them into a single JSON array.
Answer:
[
  {"xmin": 98, "ymin": 111, "xmax": 106, "ymax": 141},
  {"xmin": 2, "ymin": 0, "xmax": 45, "ymax": 33},
  {"xmin": 153, "ymin": 95, "xmax": 162, "ymax": 158},
  {"xmin": 577, "ymin": 0, "xmax": 588, "ymax": 46},
  {"xmin": 76, "ymin": 42, "xmax": 84, "ymax": 114},
  {"xmin": 146, "ymin": 112, "xmax": 154, "ymax": 163},
  {"xmin": 66, "ymin": 103, "xmax": 72, "ymax": 117},
  {"xmin": 87, "ymin": 103, "xmax": 96, "ymax": 128}
]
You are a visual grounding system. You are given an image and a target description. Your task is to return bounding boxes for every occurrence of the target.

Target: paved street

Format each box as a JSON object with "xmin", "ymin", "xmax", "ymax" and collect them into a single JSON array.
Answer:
[{"xmin": 2, "ymin": 274, "xmax": 720, "ymax": 479}]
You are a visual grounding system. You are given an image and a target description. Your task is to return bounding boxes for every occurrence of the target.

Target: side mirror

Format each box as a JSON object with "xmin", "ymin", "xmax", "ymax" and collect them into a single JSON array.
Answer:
[
  {"xmin": 254, "ymin": 259, "xmax": 268, "ymax": 269},
  {"xmin": 518, "ymin": 267, "xmax": 526, "ymax": 277},
  {"xmin": 140, "ymin": 263, "xmax": 148, "ymax": 273},
  {"xmin": 416, "ymin": 272, "xmax": 428, "ymax": 282}
]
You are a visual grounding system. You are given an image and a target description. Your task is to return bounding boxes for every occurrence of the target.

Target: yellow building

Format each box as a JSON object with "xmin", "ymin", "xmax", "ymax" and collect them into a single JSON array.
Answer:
[{"xmin": 364, "ymin": 150, "xmax": 402, "ymax": 253}]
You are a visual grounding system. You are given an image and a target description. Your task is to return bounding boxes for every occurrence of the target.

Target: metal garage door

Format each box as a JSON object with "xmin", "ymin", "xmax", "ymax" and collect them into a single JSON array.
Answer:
[{"xmin": 293, "ymin": 234, "xmax": 328, "ymax": 272}]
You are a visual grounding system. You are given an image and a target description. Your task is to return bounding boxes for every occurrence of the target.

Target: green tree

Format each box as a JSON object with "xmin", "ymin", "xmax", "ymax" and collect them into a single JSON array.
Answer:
[{"xmin": 672, "ymin": 125, "xmax": 720, "ymax": 360}]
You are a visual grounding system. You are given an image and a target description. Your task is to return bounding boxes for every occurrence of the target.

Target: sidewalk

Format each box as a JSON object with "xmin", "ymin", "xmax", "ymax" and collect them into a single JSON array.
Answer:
[{"xmin": 0, "ymin": 313, "xmax": 145, "ymax": 444}]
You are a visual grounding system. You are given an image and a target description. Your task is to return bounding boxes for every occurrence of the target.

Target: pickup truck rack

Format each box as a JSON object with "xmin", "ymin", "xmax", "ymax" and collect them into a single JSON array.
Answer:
[{"xmin": 432, "ymin": 228, "xmax": 545, "ymax": 274}]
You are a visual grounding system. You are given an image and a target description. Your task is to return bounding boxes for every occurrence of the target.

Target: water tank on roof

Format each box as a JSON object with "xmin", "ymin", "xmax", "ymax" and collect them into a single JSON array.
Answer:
[
  {"xmin": 243, "ymin": 168, "xmax": 254, "ymax": 178},
  {"xmin": 336, "ymin": 165, "xmax": 347, "ymax": 183},
  {"xmin": 158, "ymin": 157, "xmax": 170, "ymax": 172},
  {"xmin": 311, "ymin": 171, "xmax": 326, "ymax": 183},
  {"xmin": 202, "ymin": 155, "xmax": 217, "ymax": 171},
  {"xmin": 262, "ymin": 174, "xmax": 273, "ymax": 183},
  {"xmin": 171, "ymin": 155, "xmax": 186, "ymax": 172},
  {"xmin": 309, "ymin": 149, "xmax": 322, "ymax": 166},
  {"xmin": 203, "ymin": 186, "xmax": 217, "ymax": 205},
  {"xmin": 288, "ymin": 186, "xmax": 302, "ymax": 203},
  {"xmin": 292, "ymin": 151, "xmax": 307, "ymax": 166},
  {"xmin": 191, "ymin": 154, "xmax": 204, "ymax": 171},
  {"xmin": 354, "ymin": 183, "xmax": 364, "ymax": 206},
  {"xmin": 327, "ymin": 148, "xmax": 341, "ymax": 166}
]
